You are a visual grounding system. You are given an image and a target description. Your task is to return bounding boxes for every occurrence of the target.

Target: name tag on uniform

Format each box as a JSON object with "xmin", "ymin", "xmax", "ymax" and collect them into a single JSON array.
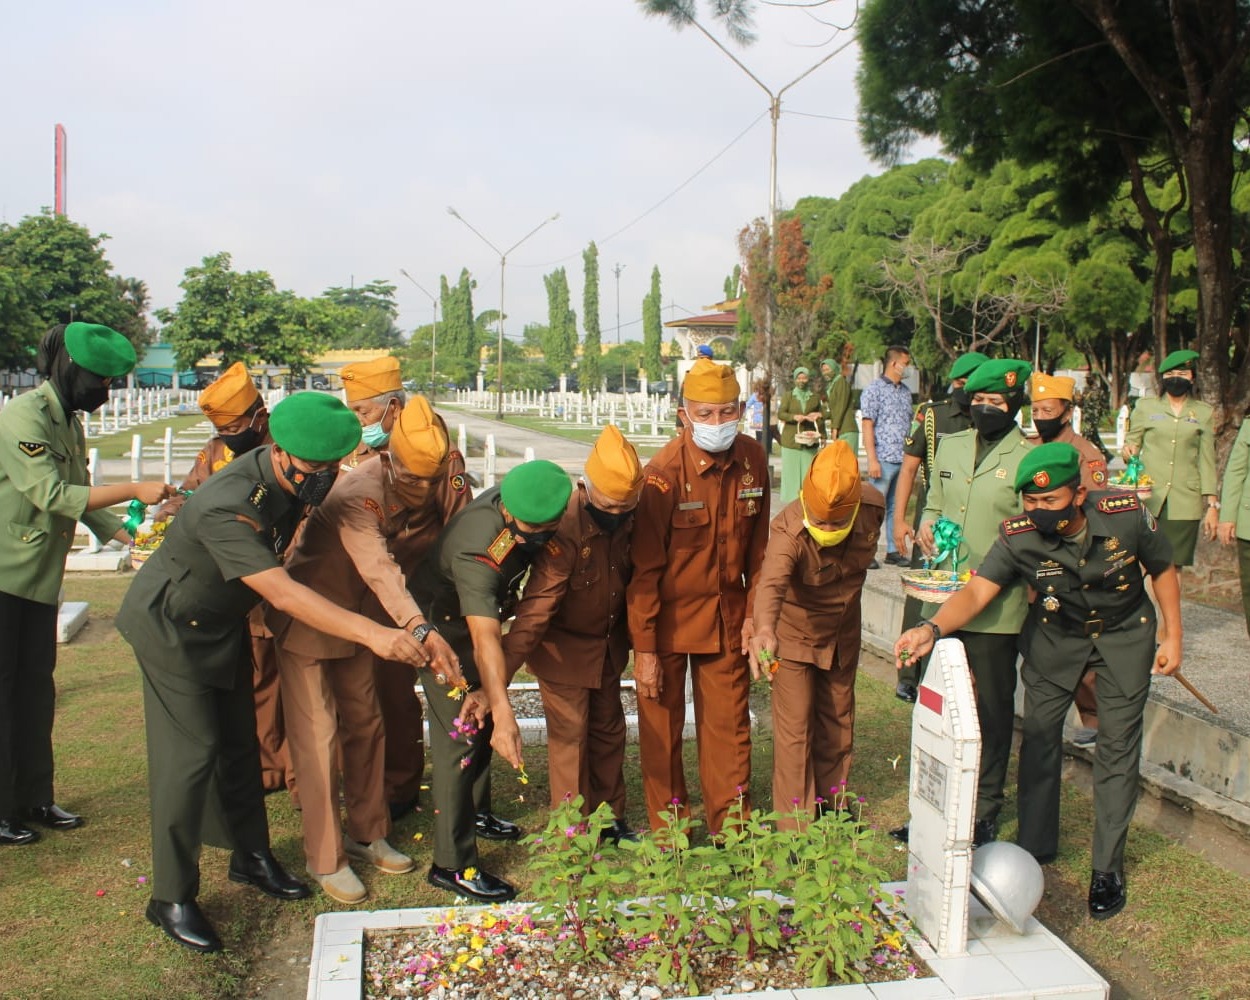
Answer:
[
  {"xmin": 737, "ymin": 487, "xmax": 764, "ymax": 499},
  {"xmin": 1036, "ymin": 567, "xmax": 1065, "ymax": 579},
  {"xmin": 940, "ymin": 470, "xmax": 952, "ymax": 478},
  {"xmin": 678, "ymin": 501, "xmax": 706, "ymax": 511}
]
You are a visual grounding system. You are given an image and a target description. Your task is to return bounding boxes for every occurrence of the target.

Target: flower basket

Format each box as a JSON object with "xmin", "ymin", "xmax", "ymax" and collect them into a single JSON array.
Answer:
[
  {"xmin": 901, "ymin": 569, "xmax": 967, "ymax": 605},
  {"xmin": 1131, "ymin": 485, "xmax": 1153, "ymax": 501},
  {"xmin": 130, "ymin": 548, "xmax": 155, "ymax": 571},
  {"xmin": 794, "ymin": 429, "xmax": 822, "ymax": 448}
]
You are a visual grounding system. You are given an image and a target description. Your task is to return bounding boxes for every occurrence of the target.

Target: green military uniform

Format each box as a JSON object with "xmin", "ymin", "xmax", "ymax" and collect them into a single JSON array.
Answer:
[
  {"xmin": 897, "ymin": 397, "xmax": 973, "ymax": 685},
  {"xmin": 1123, "ymin": 394, "xmax": 1216, "ymax": 565},
  {"xmin": 922, "ymin": 421, "xmax": 1033, "ymax": 825},
  {"xmin": 409, "ymin": 486, "xmax": 538, "ymax": 871},
  {"xmin": 0, "ymin": 380, "xmax": 125, "ymax": 821},
  {"xmin": 116, "ymin": 448, "xmax": 304, "ymax": 902},
  {"xmin": 1218, "ymin": 419, "xmax": 1250, "ymax": 639},
  {"xmin": 976, "ymin": 490, "xmax": 1173, "ymax": 872},
  {"xmin": 777, "ymin": 378, "xmax": 828, "ymax": 504},
  {"xmin": 825, "ymin": 372, "xmax": 854, "ymax": 439}
]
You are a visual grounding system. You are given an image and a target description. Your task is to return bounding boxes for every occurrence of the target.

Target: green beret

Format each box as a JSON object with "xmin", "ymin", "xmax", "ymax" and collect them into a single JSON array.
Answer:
[
  {"xmin": 964, "ymin": 358, "xmax": 1033, "ymax": 395},
  {"xmin": 64, "ymin": 322, "xmax": 136, "ymax": 378},
  {"xmin": 948, "ymin": 351, "xmax": 989, "ymax": 381},
  {"xmin": 1159, "ymin": 349, "xmax": 1199, "ymax": 374},
  {"xmin": 820, "ymin": 358, "xmax": 837, "ymax": 370},
  {"xmin": 1014, "ymin": 442, "xmax": 1082, "ymax": 493},
  {"xmin": 793, "ymin": 366, "xmax": 810, "ymax": 379},
  {"xmin": 500, "ymin": 459, "xmax": 572, "ymax": 524},
  {"xmin": 269, "ymin": 392, "xmax": 362, "ymax": 462}
]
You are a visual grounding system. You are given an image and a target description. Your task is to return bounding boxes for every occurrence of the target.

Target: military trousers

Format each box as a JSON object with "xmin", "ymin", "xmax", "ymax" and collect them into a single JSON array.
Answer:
[
  {"xmin": 1239, "ymin": 539, "xmax": 1250, "ymax": 641},
  {"xmin": 421, "ymin": 647, "xmax": 494, "ymax": 871},
  {"xmin": 769, "ymin": 653, "xmax": 856, "ymax": 830},
  {"xmin": 951, "ymin": 630, "xmax": 1019, "ymax": 825},
  {"xmin": 276, "ymin": 644, "xmax": 390, "ymax": 875},
  {"xmin": 0, "ymin": 593, "xmax": 58, "ymax": 818},
  {"xmin": 1018, "ymin": 646, "xmax": 1151, "ymax": 873},
  {"xmin": 250, "ymin": 629, "xmax": 292, "ymax": 794},
  {"xmin": 897, "ymin": 494, "xmax": 929, "ymax": 688},
  {"xmin": 137, "ymin": 638, "xmax": 269, "ymax": 903},
  {"xmin": 374, "ymin": 656, "xmax": 426, "ymax": 809},
  {"xmin": 637, "ymin": 618, "xmax": 752, "ymax": 837},
  {"xmin": 535, "ymin": 661, "xmax": 627, "ymax": 817}
]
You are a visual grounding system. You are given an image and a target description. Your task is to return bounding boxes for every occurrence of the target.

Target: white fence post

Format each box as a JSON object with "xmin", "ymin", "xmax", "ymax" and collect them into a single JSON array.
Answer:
[
  {"xmin": 130, "ymin": 434, "xmax": 143, "ymax": 481},
  {"xmin": 1115, "ymin": 405, "xmax": 1129, "ymax": 451},
  {"xmin": 484, "ymin": 434, "xmax": 497, "ymax": 488},
  {"xmin": 163, "ymin": 426, "xmax": 175, "ymax": 484},
  {"xmin": 85, "ymin": 448, "xmax": 102, "ymax": 553}
]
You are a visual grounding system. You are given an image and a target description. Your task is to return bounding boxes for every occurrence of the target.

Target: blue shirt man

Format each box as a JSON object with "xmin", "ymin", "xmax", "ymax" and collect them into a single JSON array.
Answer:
[{"xmin": 859, "ymin": 345, "xmax": 914, "ymax": 565}]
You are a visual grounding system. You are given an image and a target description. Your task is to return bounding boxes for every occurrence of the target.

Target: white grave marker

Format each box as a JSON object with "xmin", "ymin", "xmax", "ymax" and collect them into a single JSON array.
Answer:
[{"xmin": 905, "ymin": 636, "xmax": 981, "ymax": 958}]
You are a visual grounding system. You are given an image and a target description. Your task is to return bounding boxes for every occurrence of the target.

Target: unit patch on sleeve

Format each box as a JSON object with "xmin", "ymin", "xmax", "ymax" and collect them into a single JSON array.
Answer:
[
  {"xmin": 362, "ymin": 497, "xmax": 385, "ymax": 524},
  {"xmin": 18, "ymin": 441, "xmax": 46, "ymax": 457},
  {"xmin": 1097, "ymin": 493, "xmax": 1140, "ymax": 515},
  {"xmin": 1003, "ymin": 515, "xmax": 1036, "ymax": 536},
  {"xmin": 645, "ymin": 473, "xmax": 671, "ymax": 494},
  {"xmin": 450, "ymin": 473, "xmax": 467, "ymax": 494}
]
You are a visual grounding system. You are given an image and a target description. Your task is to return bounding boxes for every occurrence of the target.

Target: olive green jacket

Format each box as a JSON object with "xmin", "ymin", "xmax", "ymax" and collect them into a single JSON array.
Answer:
[
  {"xmin": 0, "ymin": 382, "xmax": 123, "ymax": 604},
  {"xmin": 825, "ymin": 376, "xmax": 854, "ymax": 435},
  {"xmin": 921, "ymin": 426, "xmax": 1033, "ymax": 633},
  {"xmin": 1124, "ymin": 394, "xmax": 1216, "ymax": 520},
  {"xmin": 776, "ymin": 388, "xmax": 827, "ymax": 449},
  {"xmin": 1219, "ymin": 419, "xmax": 1250, "ymax": 541}
]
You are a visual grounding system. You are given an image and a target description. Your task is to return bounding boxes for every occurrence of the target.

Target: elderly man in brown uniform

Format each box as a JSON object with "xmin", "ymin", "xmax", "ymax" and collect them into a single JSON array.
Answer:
[
  {"xmin": 1027, "ymin": 372, "xmax": 1109, "ymax": 740},
  {"xmin": 340, "ymin": 356, "xmax": 405, "ymax": 470},
  {"xmin": 269, "ymin": 396, "xmax": 464, "ymax": 904},
  {"xmin": 153, "ymin": 363, "xmax": 292, "ymax": 793},
  {"xmin": 749, "ymin": 441, "xmax": 884, "ymax": 829},
  {"xmin": 502, "ymin": 426, "xmax": 644, "ymax": 842},
  {"xmin": 627, "ymin": 358, "xmax": 770, "ymax": 836}
]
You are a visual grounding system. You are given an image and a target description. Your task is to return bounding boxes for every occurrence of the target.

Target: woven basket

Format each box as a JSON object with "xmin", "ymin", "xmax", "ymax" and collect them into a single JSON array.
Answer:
[
  {"xmin": 1132, "ymin": 486, "xmax": 1153, "ymax": 500},
  {"xmin": 130, "ymin": 548, "xmax": 155, "ymax": 571},
  {"xmin": 794, "ymin": 430, "xmax": 822, "ymax": 447},
  {"xmin": 901, "ymin": 569, "xmax": 966, "ymax": 605}
]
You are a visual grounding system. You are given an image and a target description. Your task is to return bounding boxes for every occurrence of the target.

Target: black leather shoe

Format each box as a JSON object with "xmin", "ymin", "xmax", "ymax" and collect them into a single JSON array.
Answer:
[
  {"xmin": 599, "ymin": 819, "xmax": 640, "ymax": 845},
  {"xmin": 973, "ymin": 818, "xmax": 998, "ymax": 848},
  {"xmin": 0, "ymin": 818, "xmax": 40, "ymax": 845},
  {"xmin": 1088, "ymin": 870, "xmax": 1126, "ymax": 920},
  {"xmin": 146, "ymin": 899, "xmax": 223, "ymax": 953},
  {"xmin": 228, "ymin": 850, "xmax": 312, "ymax": 901},
  {"xmin": 889, "ymin": 823, "xmax": 910, "ymax": 843},
  {"xmin": 895, "ymin": 682, "xmax": 917, "ymax": 703},
  {"xmin": 389, "ymin": 794, "xmax": 421, "ymax": 822},
  {"xmin": 885, "ymin": 553, "xmax": 911, "ymax": 566},
  {"xmin": 1032, "ymin": 851, "xmax": 1058, "ymax": 865},
  {"xmin": 868, "ymin": 559, "xmax": 881, "ymax": 570},
  {"xmin": 474, "ymin": 812, "xmax": 522, "ymax": 841},
  {"xmin": 24, "ymin": 804, "xmax": 84, "ymax": 830},
  {"xmin": 427, "ymin": 864, "xmax": 517, "ymax": 902}
]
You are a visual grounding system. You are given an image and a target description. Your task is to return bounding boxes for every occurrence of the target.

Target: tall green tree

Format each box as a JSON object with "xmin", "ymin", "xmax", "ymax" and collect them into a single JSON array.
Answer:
[
  {"xmin": 156, "ymin": 252, "xmax": 325, "ymax": 372},
  {"xmin": 582, "ymin": 242, "xmax": 602, "ymax": 389},
  {"xmin": 642, "ymin": 266, "xmax": 663, "ymax": 378},
  {"xmin": 0, "ymin": 212, "xmax": 147, "ymax": 366},
  {"xmin": 543, "ymin": 267, "xmax": 577, "ymax": 374},
  {"xmin": 436, "ymin": 269, "xmax": 480, "ymax": 384}
]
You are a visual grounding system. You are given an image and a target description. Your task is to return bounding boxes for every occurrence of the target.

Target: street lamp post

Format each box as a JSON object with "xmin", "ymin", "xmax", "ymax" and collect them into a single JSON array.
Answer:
[
  {"xmin": 446, "ymin": 207, "xmax": 560, "ymax": 420},
  {"xmin": 613, "ymin": 263, "xmax": 626, "ymax": 393},
  {"xmin": 399, "ymin": 269, "xmax": 439, "ymax": 398}
]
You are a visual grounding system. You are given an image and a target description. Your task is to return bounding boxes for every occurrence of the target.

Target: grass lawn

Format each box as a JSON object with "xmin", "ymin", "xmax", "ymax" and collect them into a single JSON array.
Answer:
[
  {"xmin": 1, "ymin": 573, "xmax": 1248, "ymax": 999},
  {"xmin": 87, "ymin": 414, "xmax": 210, "ymax": 461}
]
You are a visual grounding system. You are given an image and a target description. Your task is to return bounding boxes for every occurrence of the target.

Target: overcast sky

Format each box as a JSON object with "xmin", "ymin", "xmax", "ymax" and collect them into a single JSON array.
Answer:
[{"xmin": 4, "ymin": 0, "xmax": 937, "ymax": 344}]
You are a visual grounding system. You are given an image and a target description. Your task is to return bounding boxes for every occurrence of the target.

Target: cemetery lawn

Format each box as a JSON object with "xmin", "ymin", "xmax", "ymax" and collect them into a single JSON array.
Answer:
[
  {"xmin": 88, "ymin": 413, "xmax": 209, "ymax": 461},
  {"xmin": 0, "ymin": 574, "xmax": 1246, "ymax": 999}
]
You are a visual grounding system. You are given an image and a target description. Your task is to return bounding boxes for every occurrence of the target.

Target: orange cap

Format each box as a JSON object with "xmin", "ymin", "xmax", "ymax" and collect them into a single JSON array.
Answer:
[
  {"xmin": 389, "ymin": 395, "xmax": 449, "ymax": 476},
  {"xmin": 341, "ymin": 356, "xmax": 402, "ymax": 402},
  {"xmin": 1029, "ymin": 372, "xmax": 1076, "ymax": 402},
  {"xmin": 800, "ymin": 440, "xmax": 861, "ymax": 522},
  {"xmin": 584, "ymin": 425, "xmax": 644, "ymax": 501},
  {"xmin": 199, "ymin": 362, "xmax": 260, "ymax": 428},
  {"xmin": 681, "ymin": 358, "xmax": 741, "ymax": 404}
]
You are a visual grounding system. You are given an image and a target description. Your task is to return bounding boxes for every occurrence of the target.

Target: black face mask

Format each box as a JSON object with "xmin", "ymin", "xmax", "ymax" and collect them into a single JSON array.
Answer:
[
  {"xmin": 283, "ymin": 463, "xmax": 338, "ymax": 506},
  {"xmin": 971, "ymin": 404, "xmax": 1016, "ymax": 440},
  {"xmin": 71, "ymin": 377, "xmax": 111, "ymax": 413},
  {"xmin": 587, "ymin": 504, "xmax": 631, "ymax": 533},
  {"xmin": 1161, "ymin": 376, "xmax": 1193, "ymax": 397},
  {"xmin": 220, "ymin": 426, "xmax": 263, "ymax": 454},
  {"xmin": 950, "ymin": 386, "xmax": 971, "ymax": 413},
  {"xmin": 1032, "ymin": 416, "xmax": 1067, "ymax": 442},
  {"xmin": 509, "ymin": 521, "xmax": 555, "ymax": 554},
  {"xmin": 1028, "ymin": 503, "xmax": 1078, "ymax": 537}
]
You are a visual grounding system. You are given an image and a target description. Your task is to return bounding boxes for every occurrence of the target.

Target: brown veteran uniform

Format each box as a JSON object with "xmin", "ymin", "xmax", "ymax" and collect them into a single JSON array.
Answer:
[
  {"xmin": 627, "ymin": 359, "xmax": 770, "ymax": 835},
  {"xmin": 752, "ymin": 441, "xmax": 884, "ymax": 828},
  {"xmin": 502, "ymin": 426, "xmax": 643, "ymax": 819},
  {"xmin": 154, "ymin": 363, "xmax": 292, "ymax": 793},
  {"xmin": 339, "ymin": 356, "xmax": 403, "ymax": 470},
  {"xmin": 268, "ymin": 397, "xmax": 454, "ymax": 887}
]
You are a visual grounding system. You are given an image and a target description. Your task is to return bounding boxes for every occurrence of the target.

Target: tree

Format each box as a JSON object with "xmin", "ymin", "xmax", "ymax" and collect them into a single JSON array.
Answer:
[
  {"xmin": 321, "ymin": 280, "xmax": 403, "ymax": 349},
  {"xmin": 156, "ymin": 252, "xmax": 325, "ymax": 372},
  {"xmin": 641, "ymin": 266, "xmax": 663, "ymax": 378},
  {"xmin": 582, "ymin": 242, "xmax": 603, "ymax": 389},
  {"xmin": 0, "ymin": 211, "xmax": 148, "ymax": 366},
  {"xmin": 857, "ymin": 0, "xmax": 1250, "ymax": 427},
  {"xmin": 543, "ymin": 267, "xmax": 576, "ymax": 374},
  {"xmin": 437, "ymin": 269, "xmax": 480, "ymax": 385}
]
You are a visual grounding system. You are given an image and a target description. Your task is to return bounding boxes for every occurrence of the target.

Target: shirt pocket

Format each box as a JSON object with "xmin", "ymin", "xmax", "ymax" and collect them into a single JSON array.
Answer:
[{"xmin": 670, "ymin": 505, "xmax": 711, "ymax": 549}]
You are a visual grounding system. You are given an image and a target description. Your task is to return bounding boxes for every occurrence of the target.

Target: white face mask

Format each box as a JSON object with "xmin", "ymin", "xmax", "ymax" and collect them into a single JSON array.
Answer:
[{"xmin": 688, "ymin": 419, "xmax": 739, "ymax": 454}]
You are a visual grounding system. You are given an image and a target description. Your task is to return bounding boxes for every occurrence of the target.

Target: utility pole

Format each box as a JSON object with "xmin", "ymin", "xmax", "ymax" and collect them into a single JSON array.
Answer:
[{"xmin": 614, "ymin": 263, "xmax": 626, "ymax": 393}]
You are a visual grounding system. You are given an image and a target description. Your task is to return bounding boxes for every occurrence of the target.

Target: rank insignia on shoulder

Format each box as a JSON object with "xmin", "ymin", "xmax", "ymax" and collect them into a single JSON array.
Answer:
[
  {"xmin": 248, "ymin": 483, "xmax": 268, "ymax": 509},
  {"xmin": 487, "ymin": 528, "xmax": 516, "ymax": 564},
  {"xmin": 450, "ymin": 473, "xmax": 467, "ymax": 494},
  {"xmin": 1097, "ymin": 493, "xmax": 1139, "ymax": 514},
  {"xmin": 544, "ymin": 539, "xmax": 561, "ymax": 557},
  {"xmin": 1004, "ymin": 515, "xmax": 1036, "ymax": 535},
  {"xmin": 645, "ymin": 473, "xmax": 671, "ymax": 494},
  {"xmin": 18, "ymin": 441, "xmax": 46, "ymax": 457}
]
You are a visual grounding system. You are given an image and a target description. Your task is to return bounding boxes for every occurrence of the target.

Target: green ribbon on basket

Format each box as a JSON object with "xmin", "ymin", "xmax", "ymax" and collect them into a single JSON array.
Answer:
[
  {"xmin": 123, "ymin": 500, "xmax": 147, "ymax": 538},
  {"xmin": 1113, "ymin": 454, "xmax": 1146, "ymax": 486},
  {"xmin": 926, "ymin": 516, "xmax": 965, "ymax": 573}
]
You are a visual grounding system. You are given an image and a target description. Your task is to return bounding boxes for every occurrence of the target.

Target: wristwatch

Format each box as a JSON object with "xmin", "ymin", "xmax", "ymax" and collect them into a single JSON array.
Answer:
[
  {"xmin": 1206, "ymin": 500, "xmax": 1221, "ymax": 510},
  {"xmin": 918, "ymin": 619, "xmax": 942, "ymax": 643},
  {"xmin": 412, "ymin": 623, "xmax": 436, "ymax": 644}
]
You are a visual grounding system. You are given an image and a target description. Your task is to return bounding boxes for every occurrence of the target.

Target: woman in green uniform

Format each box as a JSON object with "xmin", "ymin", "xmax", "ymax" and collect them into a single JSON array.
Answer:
[
  {"xmin": 777, "ymin": 366, "xmax": 828, "ymax": 502},
  {"xmin": 0, "ymin": 323, "xmax": 175, "ymax": 846},
  {"xmin": 1122, "ymin": 349, "xmax": 1219, "ymax": 567}
]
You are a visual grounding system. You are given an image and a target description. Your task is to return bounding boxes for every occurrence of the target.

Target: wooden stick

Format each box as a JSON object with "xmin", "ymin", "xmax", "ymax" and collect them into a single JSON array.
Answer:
[{"xmin": 1173, "ymin": 671, "xmax": 1219, "ymax": 715}]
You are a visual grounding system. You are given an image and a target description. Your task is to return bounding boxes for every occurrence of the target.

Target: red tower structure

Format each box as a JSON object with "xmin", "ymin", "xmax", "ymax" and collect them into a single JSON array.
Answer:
[{"xmin": 54, "ymin": 124, "xmax": 67, "ymax": 216}]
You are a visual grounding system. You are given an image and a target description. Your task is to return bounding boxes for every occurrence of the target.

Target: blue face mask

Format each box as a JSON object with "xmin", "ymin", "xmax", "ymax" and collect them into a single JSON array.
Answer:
[{"xmin": 361, "ymin": 421, "xmax": 390, "ymax": 449}]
